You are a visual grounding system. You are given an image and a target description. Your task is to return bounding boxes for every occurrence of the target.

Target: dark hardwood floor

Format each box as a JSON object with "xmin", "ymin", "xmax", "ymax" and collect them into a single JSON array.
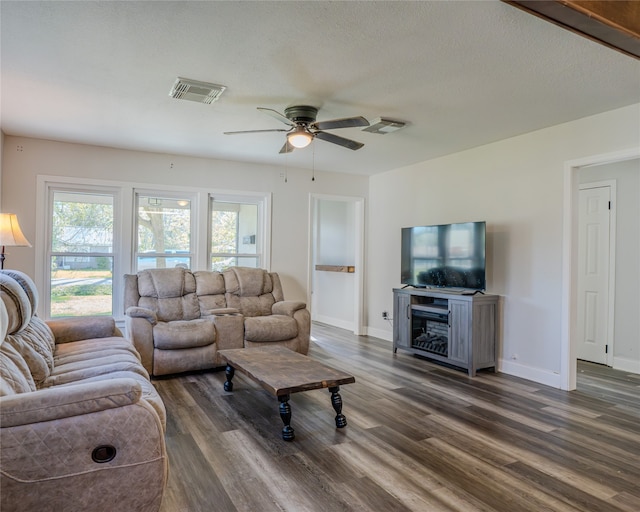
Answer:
[{"xmin": 156, "ymin": 323, "xmax": 640, "ymax": 512}]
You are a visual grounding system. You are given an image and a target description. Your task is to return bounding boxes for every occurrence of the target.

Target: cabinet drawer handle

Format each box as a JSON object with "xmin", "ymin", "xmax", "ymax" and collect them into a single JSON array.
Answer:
[{"xmin": 406, "ymin": 304, "xmax": 411, "ymax": 319}]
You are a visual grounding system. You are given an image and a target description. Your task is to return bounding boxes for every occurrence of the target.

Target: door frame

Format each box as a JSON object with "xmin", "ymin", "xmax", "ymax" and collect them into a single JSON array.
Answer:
[
  {"xmin": 577, "ymin": 180, "xmax": 616, "ymax": 367},
  {"xmin": 308, "ymin": 193, "xmax": 365, "ymax": 335},
  {"xmin": 561, "ymin": 148, "xmax": 638, "ymax": 390}
]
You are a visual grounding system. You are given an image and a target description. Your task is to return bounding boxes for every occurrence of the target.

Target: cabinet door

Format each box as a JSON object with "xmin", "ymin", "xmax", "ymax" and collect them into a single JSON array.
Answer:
[
  {"xmin": 448, "ymin": 299, "xmax": 469, "ymax": 364},
  {"xmin": 393, "ymin": 292, "xmax": 411, "ymax": 349}
]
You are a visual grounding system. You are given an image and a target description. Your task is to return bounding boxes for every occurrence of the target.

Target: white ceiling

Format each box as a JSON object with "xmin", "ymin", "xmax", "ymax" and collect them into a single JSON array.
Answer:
[{"xmin": 1, "ymin": 1, "xmax": 639, "ymax": 176}]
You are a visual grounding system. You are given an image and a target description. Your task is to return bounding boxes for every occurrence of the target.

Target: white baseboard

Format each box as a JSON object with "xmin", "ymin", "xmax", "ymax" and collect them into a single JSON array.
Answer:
[
  {"xmin": 613, "ymin": 356, "xmax": 640, "ymax": 374},
  {"xmin": 365, "ymin": 326, "xmax": 393, "ymax": 342},
  {"xmin": 499, "ymin": 359, "xmax": 562, "ymax": 388},
  {"xmin": 312, "ymin": 314, "xmax": 355, "ymax": 333}
]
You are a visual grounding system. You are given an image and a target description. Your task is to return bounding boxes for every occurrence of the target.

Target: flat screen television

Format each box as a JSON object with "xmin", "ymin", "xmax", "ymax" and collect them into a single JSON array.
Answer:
[{"xmin": 401, "ymin": 221, "xmax": 486, "ymax": 290}]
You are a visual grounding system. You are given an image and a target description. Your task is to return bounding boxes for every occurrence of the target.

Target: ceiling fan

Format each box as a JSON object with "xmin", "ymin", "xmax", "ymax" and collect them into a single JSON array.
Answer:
[{"xmin": 224, "ymin": 105, "xmax": 370, "ymax": 153}]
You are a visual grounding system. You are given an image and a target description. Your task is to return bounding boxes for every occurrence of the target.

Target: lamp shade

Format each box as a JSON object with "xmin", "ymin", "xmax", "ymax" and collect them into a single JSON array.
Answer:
[{"xmin": 0, "ymin": 213, "xmax": 32, "ymax": 247}]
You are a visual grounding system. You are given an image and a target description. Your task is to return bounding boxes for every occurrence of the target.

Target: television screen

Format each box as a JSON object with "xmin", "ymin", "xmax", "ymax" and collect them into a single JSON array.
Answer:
[{"xmin": 401, "ymin": 221, "xmax": 486, "ymax": 290}]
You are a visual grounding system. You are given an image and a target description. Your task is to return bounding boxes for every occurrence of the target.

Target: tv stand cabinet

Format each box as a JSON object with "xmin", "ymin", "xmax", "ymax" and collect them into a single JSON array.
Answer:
[{"xmin": 393, "ymin": 288, "xmax": 498, "ymax": 376}]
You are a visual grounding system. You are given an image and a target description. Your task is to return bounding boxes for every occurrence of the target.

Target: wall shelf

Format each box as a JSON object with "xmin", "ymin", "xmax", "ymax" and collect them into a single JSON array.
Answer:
[{"xmin": 315, "ymin": 265, "xmax": 355, "ymax": 273}]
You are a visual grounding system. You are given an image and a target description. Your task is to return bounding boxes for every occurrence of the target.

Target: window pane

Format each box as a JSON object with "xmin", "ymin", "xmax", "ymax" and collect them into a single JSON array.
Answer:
[
  {"xmin": 50, "ymin": 191, "xmax": 114, "ymax": 317},
  {"xmin": 210, "ymin": 199, "xmax": 259, "ymax": 270},
  {"xmin": 137, "ymin": 195, "xmax": 191, "ymax": 270},
  {"xmin": 137, "ymin": 256, "xmax": 190, "ymax": 271},
  {"xmin": 210, "ymin": 256, "xmax": 258, "ymax": 272},
  {"xmin": 52, "ymin": 192, "xmax": 113, "ymax": 253},
  {"xmin": 50, "ymin": 258, "xmax": 113, "ymax": 317}
]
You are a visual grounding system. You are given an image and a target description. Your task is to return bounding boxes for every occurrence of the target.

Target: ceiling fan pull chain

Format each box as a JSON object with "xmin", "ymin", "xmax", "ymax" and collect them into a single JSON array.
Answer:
[{"xmin": 312, "ymin": 142, "xmax": 316, "ymax": 182}]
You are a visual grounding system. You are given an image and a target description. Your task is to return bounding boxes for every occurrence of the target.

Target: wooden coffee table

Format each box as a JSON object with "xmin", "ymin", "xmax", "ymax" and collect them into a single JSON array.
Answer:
[{"xmin": 218, "ymin": 346, "xmax": 356, "ymax": 441}]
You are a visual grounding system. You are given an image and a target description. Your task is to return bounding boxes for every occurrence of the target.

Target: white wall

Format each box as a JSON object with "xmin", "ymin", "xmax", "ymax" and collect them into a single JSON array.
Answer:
[
  {"xmin": 0, "ymin": 136, "xmax": 369, "ymax": 303},
  {"xmin": 367, "ymin": 104, "xmax": 640, "ymax": 386},
  {"xmin": 579, "ymin": 158, "xmax": 640, "ymax": 372}
]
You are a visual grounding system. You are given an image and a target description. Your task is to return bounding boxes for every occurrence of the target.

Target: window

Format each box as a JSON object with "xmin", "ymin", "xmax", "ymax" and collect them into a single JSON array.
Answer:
[
  {"xmin": 135, "ymin": 194, "xmax": 193, "ymax": 271},
  {"xmin": 48, "ymin": 190, "xmax": 115, "ymax": 317},
  {"xmin": 210, "ymin": 198, "xmax": 261, "ymax": 271},
  {"xmin": 38, "ymin": 176, "xmax": 270, "ymax": 319}
]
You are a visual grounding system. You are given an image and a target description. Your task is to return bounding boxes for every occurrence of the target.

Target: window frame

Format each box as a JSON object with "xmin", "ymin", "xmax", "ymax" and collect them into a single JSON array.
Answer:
[
  {"xmin": 39, "ymin": 181, "xmax": 122, "ymax": 320},
  {"xmin": 133, "ymin": 189, "xmax": 198, "ymax": 272},
  {"xmin": 36, "ymin": 176, "xmax": 271, "ymax": 321},
  {"xmin": 208, "ymin": 192, "xmax": 269, "ymax": 271}
]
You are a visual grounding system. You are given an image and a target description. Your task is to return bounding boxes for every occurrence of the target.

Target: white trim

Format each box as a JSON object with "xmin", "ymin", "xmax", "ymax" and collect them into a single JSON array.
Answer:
[
  {"xmin": 313, "ymin": 314, "xmax": 356, "ymax": 333},
  {"xmin": 561, "ymin": 148, "xmax": 639, "ymax": 391},
  {"xmin": 308, "ymin": 193, "xmax": 365, "ymax": 335},
  {"xmin": 37, "ymin": 179, "xmax": 122, "ymax": 319},
  {"xmin": 578, "ymin": 180, "xmax": 617, "ymax": 367},
  {"xmin": 366, "ymin": 326, "xmax": 393, "ymax": 342},
  {"xmin": 613, "ymin": 356, "xmax": 640, "ymax": 374},
  {"xmin": 499, "ymin": 359, "xmax": 561, "ymax": 388}
]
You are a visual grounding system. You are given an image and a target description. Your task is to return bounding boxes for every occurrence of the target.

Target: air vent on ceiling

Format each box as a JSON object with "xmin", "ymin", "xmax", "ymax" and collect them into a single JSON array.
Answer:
[
  {"xmin": 169, "ymin": 77, "xmax": 226, "ymax": 104},
  {"xmin": 362, "ymin": 117, "xmax": 406, "ymax": 134}
]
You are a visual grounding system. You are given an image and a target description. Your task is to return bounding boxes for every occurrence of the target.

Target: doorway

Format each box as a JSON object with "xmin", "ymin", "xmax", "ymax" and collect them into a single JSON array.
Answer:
[
  {"xmin": 562, "ymin": 149, "xmax": 640, "ymax": 390},
  {"xmin": 309, "ymin": 194, "xmax": 364, "ymax": 335}
]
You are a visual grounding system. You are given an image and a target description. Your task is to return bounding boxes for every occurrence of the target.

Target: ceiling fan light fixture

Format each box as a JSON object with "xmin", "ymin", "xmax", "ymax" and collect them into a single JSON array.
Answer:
[{"xmin": 287, "ymin": 128, "xmax": 313, "ymax": 148}]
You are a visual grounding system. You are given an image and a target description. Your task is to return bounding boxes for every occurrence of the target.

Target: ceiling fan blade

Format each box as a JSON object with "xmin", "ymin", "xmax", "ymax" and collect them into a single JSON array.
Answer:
[
  {"xmin": 257, "ymin": 107, "xmax": 296, "ymax": 127},
  {"xmin": 279, "ymin": 140, "xmax": 295, "ymax": 154},
  {"xmin": 224, "ymin": 128, "xmax": 290, "ymax": 135},
  {"xmin": 312, "ymin": 116, "xmax": 369, "ymax": 131},
  {"xmin": 314, "ymin": 131, "xmax": 364, "ymax": 150}
]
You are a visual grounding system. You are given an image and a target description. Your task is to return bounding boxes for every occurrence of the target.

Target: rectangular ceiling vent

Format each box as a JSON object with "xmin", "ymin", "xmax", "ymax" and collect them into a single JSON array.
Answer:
[
  {"xmin": 362, "ymin": 117, "xmax": 406, "ymax": 134},
  {"xmin": 169, "ymin": 77, "xmax": 226, "ymax": 104}
]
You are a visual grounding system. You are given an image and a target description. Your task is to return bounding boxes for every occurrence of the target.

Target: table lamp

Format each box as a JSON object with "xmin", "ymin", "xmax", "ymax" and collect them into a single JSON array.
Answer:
[{"xmin": 0, "ymin": 213, "xmax": 32, "ymax": 270}]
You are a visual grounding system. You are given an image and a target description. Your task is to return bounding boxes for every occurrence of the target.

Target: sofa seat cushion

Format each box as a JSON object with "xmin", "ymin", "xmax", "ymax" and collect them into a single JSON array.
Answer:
[
  {"xmin": 44, "ymin": 355, "xmax": 150, "ymax": 387},
  {"xmin": 54, "ymin": 347, "xmax": 141, "ymax": 367},
  {"xmin": 152, "ymin": 319, "xmax": 215, "ymax": 350},
  {"xmin": 54, "ymin": 337, "xmax": 139, "ymax": 360},
  {"xmin": 244, "ymin": 315, "xmax": 298, "ymax": 342},
  {"xmin": 57, "ymin": 370, "xmax": 167, "ymax": 430}
]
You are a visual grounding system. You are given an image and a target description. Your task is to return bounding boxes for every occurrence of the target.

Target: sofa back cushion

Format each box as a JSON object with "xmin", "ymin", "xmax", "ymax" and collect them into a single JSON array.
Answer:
[
  {"xmin": 1, "ymin": 272, "xmax": 55, "ymax": 387},
  {"xmin": 193, "ymin": 271, "xmax": 227, "ymax": 312},
  {"xmin": 136, "ymin": 268, "xmax": 200, "ymax": 322},
  {"xmin": 0, "ymin": 282, "xmax": 37, "ymax": 396},
  {"xmin": 0, "ymin": 272, "xmax": 32, "ymax": 335},
  {"xmin": 223, "ymin": 267, "xmax": 283, "ymax": 317},
  {"xmin": 0, "ymin": 339, "xmax": 37, "ymax": 395},
  {"xmin": 4, "ymin": 318, "xmax": 55, "ymax": 386}
]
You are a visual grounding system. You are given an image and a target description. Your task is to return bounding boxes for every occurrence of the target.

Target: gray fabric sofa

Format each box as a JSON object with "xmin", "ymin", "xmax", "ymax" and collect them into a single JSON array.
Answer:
[
  {"xmin": 0, "ymin": 270, "xmax": 167, "ymax": 512},
  {"xmin": 124, "ymin": 266, "xmax": 310, "ymax": 376}
]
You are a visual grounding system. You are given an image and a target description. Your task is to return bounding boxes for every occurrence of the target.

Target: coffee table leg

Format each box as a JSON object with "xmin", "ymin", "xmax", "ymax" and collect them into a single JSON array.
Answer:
[
  {"xmin": 279, "ymin": 394, "xmax": 295, "ymax": 441},
  {"xmin": 329, "ymin": 386, "xmax": 347, "ymax": 428},
  {"xmin": 223, "ymin": 364, "xmax": 235, "ymax": 392}
]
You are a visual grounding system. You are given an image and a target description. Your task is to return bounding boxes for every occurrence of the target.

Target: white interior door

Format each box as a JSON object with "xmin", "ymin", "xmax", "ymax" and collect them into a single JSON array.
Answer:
[{"xmin": 577, "ymin": 185, "xmax": 611, "ymax": 364}]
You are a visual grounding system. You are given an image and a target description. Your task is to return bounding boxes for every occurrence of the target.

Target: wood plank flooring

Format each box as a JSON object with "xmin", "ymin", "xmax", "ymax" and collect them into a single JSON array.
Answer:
[{"xmin": 155, "ymin": 323, "xmax": 640, "ymax": 512}]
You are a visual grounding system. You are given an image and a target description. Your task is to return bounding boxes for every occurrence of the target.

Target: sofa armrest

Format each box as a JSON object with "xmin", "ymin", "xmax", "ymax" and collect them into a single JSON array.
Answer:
[
  {"xmin": 47, "ymin": 316, "xmax": 122, "ymax": 344},
  {"xmin": 0, "ymin": 380, "xmax": 167, "ymax": 512},
  {"xmin": 125, "ymin": 306, "xmax": 157, "ymax": 324},
  {"xmin": 210, "ymin": 313, "xmax": 245, "ymax": 363},
  {"xmin": 0, "ymin": 378, "xmax": 142, "ymax": 427},
  {"xmin": 124, "ymin": 315, "xmax": 155, "ymax": 374},
  {"xmin": 272, "ymin": 300, "xmax": 307, "ymax": 317}
]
